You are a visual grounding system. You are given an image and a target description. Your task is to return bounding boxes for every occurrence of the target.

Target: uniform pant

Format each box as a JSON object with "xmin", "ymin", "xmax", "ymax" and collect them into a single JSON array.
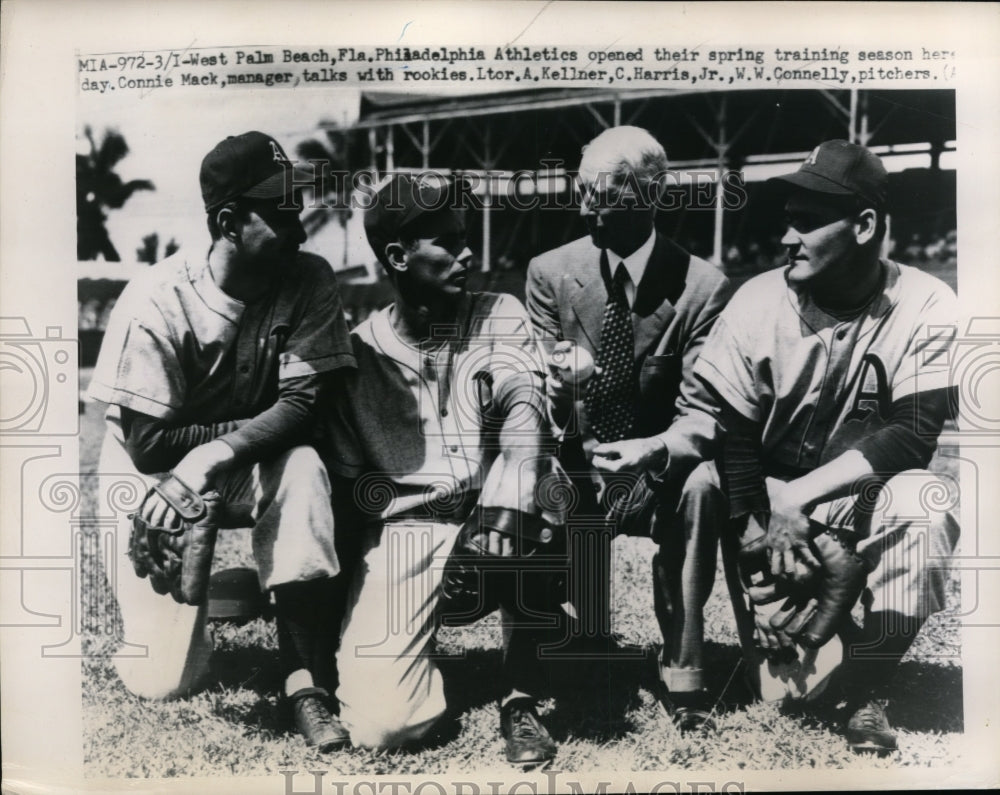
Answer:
[
  {"xmin": 336, "ymin": 519, "xmax": 555, "ymax": 749},
  {"xmin": 687, "ymin": 461, "xmax": 959, "ymax": 668},
  {"xmin": 100, "ymin": 434, "xmax": 339, "ymax": 700}
]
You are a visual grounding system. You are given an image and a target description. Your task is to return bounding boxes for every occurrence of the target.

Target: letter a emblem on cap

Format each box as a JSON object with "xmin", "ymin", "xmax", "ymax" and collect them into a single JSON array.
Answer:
[
  {"xmin": 270, "ymin": 141, "xmax": 290, "ymax": 164},
  {"xmin": 805, "ymin": 146, "xmax": 820, "ymax": 166}
]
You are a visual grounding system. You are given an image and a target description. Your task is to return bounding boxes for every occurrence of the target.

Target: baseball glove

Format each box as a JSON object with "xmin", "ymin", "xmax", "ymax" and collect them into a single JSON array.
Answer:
[
  {"xmin": 128, "ymin": 473, "xmax": 222, "ymax": 606},
  {"xmin": 439, "ymin": 506, "xmax": 565, "ymax": 625},
  {"xmin": 738, "ymin": 517, "xmax": 870, "ymax": 651}
]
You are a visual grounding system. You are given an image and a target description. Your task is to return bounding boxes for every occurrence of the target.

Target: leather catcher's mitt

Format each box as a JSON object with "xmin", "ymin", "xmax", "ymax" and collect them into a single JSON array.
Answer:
[
  {"xmin": 128, "ymin": 473, "xmax": 222, "ymax": 606},
  {"xmin": 440, "ymin": 506, "xmax": 565, "ymax": 625},
  {"xmin": 738, "ymin": 517, "xmax": 870, "ymax": 651}
]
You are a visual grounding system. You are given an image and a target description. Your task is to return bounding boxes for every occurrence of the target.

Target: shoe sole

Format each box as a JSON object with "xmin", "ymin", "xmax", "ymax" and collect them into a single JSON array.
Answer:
[
  {"xmin": 657, "ymin": 698, "xmax": 719, "ymax": 734},
  {"xmin": 507, "ymin": 754, "xmax": 555, "ymax": 769},
  {"xmin": 675, "ymin": 715, "xmax": 718, "ymax": 735},
  {"xmin": 849, "ymin": 740, "xmax": 897, "ymax": 756},
  {"xmin": 313, "ymin": 734, "xmax": 351, "ymax": 753}
]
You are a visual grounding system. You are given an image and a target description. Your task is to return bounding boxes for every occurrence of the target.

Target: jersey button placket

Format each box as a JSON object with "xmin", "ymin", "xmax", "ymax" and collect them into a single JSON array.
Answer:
[{"xmin": 235, "ymin": 324, "xmax": 255, "ymax": 402}]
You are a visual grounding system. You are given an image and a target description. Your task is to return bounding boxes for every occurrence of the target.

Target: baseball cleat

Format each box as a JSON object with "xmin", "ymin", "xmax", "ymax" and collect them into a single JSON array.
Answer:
[
  {"xmin": 501, "ymin": 698, "xmax": 557, "ymax": 765},
  {"xmin": 656, "ymin": 684, "xmax": 718, "ymax": 734},
  {"xmin": 846, "ymin": 699, "xmax": 898, "ymax": 755},
  {"xmin": 290, "ymin": 687, "xmax": 350, "ymax": 752}
]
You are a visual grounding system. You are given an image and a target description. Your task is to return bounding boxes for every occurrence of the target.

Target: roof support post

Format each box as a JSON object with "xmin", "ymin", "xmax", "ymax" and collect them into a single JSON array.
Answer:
[
  {"xmin": 482, "ymin": 124, "xmax": 493, "ymax": 272},
  {"xmin": 857, "ymin": 91, "xmax": 871, "ymax": 146},
  {"xmin": 849, "ymin": 89, "xmax": 859, "ymax": 143},
  {"xmin": 712, "ymin": 95, "xmax": 727, "ymax": 268},
  {"xmin": 422, "ymin": 119, "xmax": 430, "ymax": 169}
]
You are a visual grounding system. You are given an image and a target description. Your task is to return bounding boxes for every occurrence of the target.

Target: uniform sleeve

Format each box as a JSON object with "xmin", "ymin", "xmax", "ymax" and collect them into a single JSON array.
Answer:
[
  {"xmin": 653, "ymin": 272, "xmax": 731, "ymax": 483},
  {"xmin": 487, "ymin": 293, "xmax": 546, "ymax": 376},
  {"xmin": 278, "ymin": 257, "xmax": 357, "ymax": 380},
  {"xmin": 892, "ymin": 286, "xmax": 958, "ymax": 400},
  {"xmin": 692, "ymin": 310, "xmax": 760, "ymax": 423},
  {"xmin": 87, "ymin": 292, "xmax": 186, "ymax": 419},
  {"xmin": 217, "ymin": 373, "xmax": 326, "ymax": 465},
  {"xmin": 854, "ymin": 387, "xmax": 955, "ymax": 475},
  {"xmin": 525, "ymin": 258, "xmax": 562, "ymax": 357},
  {"xmin": 320, "ymin": 375, "xmax": 367, "ymax": 480},
  {"xmin": 718, "ymin": 406, "xmax": 769, "ymax": 519},
  {"xmin": 474, "ymin": 295, "xmax": 545, "ymax": 427},
  {"xmin": 122, "ymin": 409, "xmax": 249, "ymax": 474}
]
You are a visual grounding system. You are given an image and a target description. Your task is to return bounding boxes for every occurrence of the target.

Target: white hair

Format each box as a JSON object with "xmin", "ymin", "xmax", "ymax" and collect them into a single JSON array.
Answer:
[{"xmin": 578, "ymin": 126, "xmax": 668, "ymax": 189}]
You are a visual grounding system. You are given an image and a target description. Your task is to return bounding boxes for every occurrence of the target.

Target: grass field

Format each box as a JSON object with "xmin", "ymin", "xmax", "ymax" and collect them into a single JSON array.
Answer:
[{"xmin": 79, "ymin": 374, "xmax": 964, "ymax": 778}]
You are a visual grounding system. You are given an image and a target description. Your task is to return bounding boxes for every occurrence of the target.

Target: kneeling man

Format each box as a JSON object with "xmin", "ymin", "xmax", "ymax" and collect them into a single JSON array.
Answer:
[
  {"xmin": 89, "ymin": 131, "xmax": 357, "ymax": 751},
  {"xmin": 325, "ymin": 174, "xmax": 566, "ymax": 764}
]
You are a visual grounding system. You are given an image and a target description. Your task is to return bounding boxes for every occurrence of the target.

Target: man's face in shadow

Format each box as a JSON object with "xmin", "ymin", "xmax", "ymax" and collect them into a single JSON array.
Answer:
[{"xmin": 577, "ymin": 160, "xmax": 657, "ymax": 259}]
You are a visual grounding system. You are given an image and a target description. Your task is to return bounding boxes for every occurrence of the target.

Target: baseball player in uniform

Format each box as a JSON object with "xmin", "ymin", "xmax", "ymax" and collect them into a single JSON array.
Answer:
[
  {"xmin": 526, "ymin": 126, "xmax": 730, "ymax": 731},
  {"xmin": 691, "ymin": 140, "xmax": 959, "ymax": 754},
  {"xmin": 88, "ymin": 132, "xmax": 357, "ymax": 751},
  {"xmin": 324, "ymin": 174, "xmax": 565, "ymax": 763}
]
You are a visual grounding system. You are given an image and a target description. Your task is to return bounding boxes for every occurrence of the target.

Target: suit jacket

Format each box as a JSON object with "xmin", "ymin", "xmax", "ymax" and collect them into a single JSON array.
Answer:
[{"xmin": 525, "ymin": 232, "xmax": 731, "ymax": 491}]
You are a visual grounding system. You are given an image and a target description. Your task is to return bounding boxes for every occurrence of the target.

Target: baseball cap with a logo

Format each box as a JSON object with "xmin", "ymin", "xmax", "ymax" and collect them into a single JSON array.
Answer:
[
  {"xmin": 768, "ymin": 139, "xmax": 888, "ymax": 208},
  {"xmin": 200, "ymin": 131, "xmax": 310, "ymax": 212}
]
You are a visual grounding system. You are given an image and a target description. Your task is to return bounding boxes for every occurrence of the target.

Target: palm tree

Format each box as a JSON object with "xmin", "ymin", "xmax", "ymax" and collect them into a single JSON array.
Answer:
[
  {"xmin": 77, "ymin": 126, "xmax": 155, "ymax": 261},
  {"xmin": 136, "ymin": 233, "xmax": 179, "ymax": 265},
  {"xmin": 296, "ymin": 128, "xmax": 357, "ymax": 268}
]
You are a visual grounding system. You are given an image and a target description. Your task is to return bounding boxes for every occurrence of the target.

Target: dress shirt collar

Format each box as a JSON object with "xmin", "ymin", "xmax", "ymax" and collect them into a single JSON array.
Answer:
[{"xmin": 606, "ymin": 230, "xmax": 656, "ymax": 307}]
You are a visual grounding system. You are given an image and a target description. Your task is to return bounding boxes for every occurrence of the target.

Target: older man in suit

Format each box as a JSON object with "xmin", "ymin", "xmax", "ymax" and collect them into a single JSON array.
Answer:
[{"xmin": 526, "ymin": 126, "xmax": 730, "ymax": 732}]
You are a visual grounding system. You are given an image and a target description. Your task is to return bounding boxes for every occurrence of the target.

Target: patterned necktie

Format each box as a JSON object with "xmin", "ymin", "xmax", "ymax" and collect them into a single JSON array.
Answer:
[{"xmin": 585, "ymin": 253, "xmax": 636, "ymax": 443}]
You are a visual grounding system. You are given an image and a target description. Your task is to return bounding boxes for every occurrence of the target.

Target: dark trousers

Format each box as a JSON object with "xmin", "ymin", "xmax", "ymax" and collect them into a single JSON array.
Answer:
[{"xmin": 554, "ymin": 463, "xmax": 722, "ymax": 692}]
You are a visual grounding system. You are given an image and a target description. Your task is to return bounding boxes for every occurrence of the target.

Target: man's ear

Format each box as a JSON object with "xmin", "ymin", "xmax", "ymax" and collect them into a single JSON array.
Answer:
[
  {"xmin": 384, "ymin": 242, "xmax": 408, "ymax": 274},
  {"xmin": 648, "ymin": 173, "xmax": 668, "ymax": 207},
  {"xmin": 855, "ymin": 208, "xmax": 878, "ymax": 245},
  {"xmin": 216, "ymin": 205, "xmax": 241, "ymax": 242}
]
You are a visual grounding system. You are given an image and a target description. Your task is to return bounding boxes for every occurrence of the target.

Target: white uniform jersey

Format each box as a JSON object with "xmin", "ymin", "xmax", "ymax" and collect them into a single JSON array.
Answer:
[
  {"xmin": 693, "ymin": 259, "xmax": 957, "ymax": 474},
  {"xmin": 324, "ymin": 291, "xmax": 545, "ymax": 520}
]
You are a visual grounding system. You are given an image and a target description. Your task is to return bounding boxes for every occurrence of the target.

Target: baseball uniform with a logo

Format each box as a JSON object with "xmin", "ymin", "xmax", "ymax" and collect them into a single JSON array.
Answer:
[
  {"xmin": 89, "ymin": 249, "xmax": 355, "ymax": 698},
  {"xmin": 323, "ymin": 291, "xmax": 556, "ymax": 748},
  {"xmin": 692, "ymin": 259, "xmax": 959, "ymax": 625}
]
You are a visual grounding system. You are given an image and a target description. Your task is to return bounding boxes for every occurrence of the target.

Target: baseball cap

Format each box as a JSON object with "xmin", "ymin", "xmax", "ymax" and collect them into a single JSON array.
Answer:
[
  {"xmin": 364, "ymin": 172, "xmax": 461, "ymax": 257},
  {"xmin": 200, "ymin": 131, "xmax": 310, "ymax": 212},
  {"xmin": 768, "ymin": 140, "xmax": 888, "ymax": 208}
]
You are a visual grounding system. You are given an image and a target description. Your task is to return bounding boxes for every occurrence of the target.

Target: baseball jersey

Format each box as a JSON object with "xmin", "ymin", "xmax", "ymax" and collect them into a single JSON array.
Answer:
[
  {"xmin": 89, "ymin": 249, "xmax": 356, "ymax": 444},
  {"xmin": 323, "ymin": 291, "xmax": 545, "ymax": 520},
  {"xmin": 693, "ymin": 259, "xmax": 957, "ymax": 476}
]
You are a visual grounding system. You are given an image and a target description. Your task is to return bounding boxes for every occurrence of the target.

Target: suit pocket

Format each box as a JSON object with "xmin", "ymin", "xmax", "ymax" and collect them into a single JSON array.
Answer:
[
  {"xmin": 638, "ymin": 354, "xmax": 683, "ymax": 433},
  {"xmin": 641, "ymin": 353, "xmax": 681, "ymax": 380}
]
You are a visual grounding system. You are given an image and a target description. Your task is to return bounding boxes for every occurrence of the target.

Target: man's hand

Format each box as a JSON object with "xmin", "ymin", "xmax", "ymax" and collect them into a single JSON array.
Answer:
[
  {"xmin": 139, "ymin": 439, "xmax": 235, "ymax": 529},
  {"xmin": 546, "ymin": 341, "xmax": 599, "ymax": 407},
  {"xmin": 548, "ymin": 340, "xmax": 597, "ymax": 386},
  {"xmin": 765, "ymin": 482, "xmax": 820, "ymax": 582},
  {"xmin": 753, "ymin": 604, "xmax": 798, "ymax": 657},
  {"xmin": 544, "ymin": 372, "xmax": 575, "ymax": 409},
  {"xmin": 592, "ymin": 436, "xmax": 668, "ymax": 474}
]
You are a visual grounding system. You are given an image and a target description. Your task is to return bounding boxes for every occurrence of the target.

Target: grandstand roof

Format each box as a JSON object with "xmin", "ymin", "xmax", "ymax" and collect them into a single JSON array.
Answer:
[{"xmin": 335, "ymin": 88, "xmax": 955, "ymax": 170}]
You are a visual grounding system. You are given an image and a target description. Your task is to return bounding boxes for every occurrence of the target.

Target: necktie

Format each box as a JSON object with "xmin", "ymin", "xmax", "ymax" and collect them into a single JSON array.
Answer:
[{"xmin": 585, "ymin": 254, "xmax": 636, "ymax": 442}]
